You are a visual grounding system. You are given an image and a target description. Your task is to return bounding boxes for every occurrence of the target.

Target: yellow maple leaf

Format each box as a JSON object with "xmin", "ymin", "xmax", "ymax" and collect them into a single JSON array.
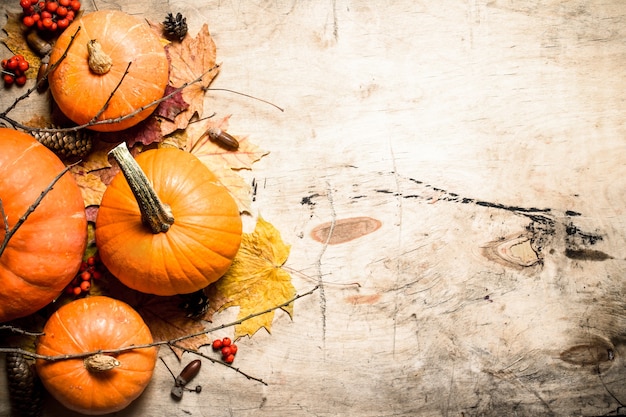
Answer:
[{"xmin": 212, "ymin": 217, "xmax": 295, "ymax": 339}]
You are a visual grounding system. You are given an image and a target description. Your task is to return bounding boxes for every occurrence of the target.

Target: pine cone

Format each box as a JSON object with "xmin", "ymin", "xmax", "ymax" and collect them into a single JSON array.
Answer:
[
  {"xmin": 163, "ymin": 12, "xmax": 188, "ymax": 42},
  {"xmin": 32, "ymin": 128, "xmax": 92, "ymax": 160},
  {"xmin": 6, "ymin": 352, "xmax": 43, "ymax": 417}
]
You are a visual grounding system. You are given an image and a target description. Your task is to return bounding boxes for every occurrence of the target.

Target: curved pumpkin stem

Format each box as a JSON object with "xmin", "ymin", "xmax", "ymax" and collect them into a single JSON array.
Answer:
[{"xmin": 109, "ymin": 142, "xmax": 174, "ymax": 233}]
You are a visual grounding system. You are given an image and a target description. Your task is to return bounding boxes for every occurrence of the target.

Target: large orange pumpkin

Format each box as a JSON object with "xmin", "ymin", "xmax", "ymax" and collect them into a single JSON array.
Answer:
[
  {"xmin": 0, "ymin": 128, "xmax": 86, "ymax": 322},
  {"xmin": 36, "ymin": 296, "xmax": 157, "ymax": 415},
  {"xmin": 96, "ymin": 145, "xmax": 242, "ymax": 296},
  {"xmin": 48, "ymin": 10, "xmax": 169, "ymax": 132}
]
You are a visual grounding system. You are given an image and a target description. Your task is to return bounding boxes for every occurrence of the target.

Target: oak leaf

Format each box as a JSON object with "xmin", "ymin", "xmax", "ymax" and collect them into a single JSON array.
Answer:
[
  {"xmin": 210, "ymin": 217, "xmax": 295, "ymax": 339},
  {"xmin": 161, "ymin": 24, "xmax": 219, "ymax": 135}
]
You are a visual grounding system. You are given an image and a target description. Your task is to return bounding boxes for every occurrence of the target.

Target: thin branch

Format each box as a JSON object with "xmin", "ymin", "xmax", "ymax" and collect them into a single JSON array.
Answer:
[
  {"xmin": 0, "ymin": 325, "xmax": 44, "ymax": 336},
  {"xmin": 169, "ymin": 343, "xmax": 267, "ymax": 385},
  {"xmin": 89, "ymin": 61, "xmax": 133, "ymax": 123},
  {"xmin": 206, "ymin": 88, "xmax": 285, "ymax": 112},
  {"xmin": 169, "ymin": 285, "xmax": 319, "ymax": 345},
  {"xmin": 0, "ymin": 286, "xmax": 319, "ymax": 362},
  {"xmin": 15, "ymin": 63, "xmax": 221, "ymax": 134},
  {"xmin": 0, "ymin": 161, "xmax": 80, "ymax": 257}
]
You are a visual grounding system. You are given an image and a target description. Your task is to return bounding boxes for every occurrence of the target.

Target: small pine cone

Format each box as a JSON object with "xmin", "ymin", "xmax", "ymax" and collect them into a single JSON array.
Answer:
[
  {"xmin": 32, "ymin": 128, "xmax": 92, "ymax": 160},
  {"xmin": 163, "ymin": 12, "xmax": 188, "ymax": 42},
  {"xmin": 6, "ymin": 352, "xmax": 43, "ymax": 417}
]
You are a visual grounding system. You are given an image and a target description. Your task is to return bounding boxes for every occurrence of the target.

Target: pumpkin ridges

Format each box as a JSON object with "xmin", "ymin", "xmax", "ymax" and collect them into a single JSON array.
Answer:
[
  {"xmin": 96, "ymin": 148, "xmax": 242, "ymax": 295},
  {"xmin": 36, "ymin": 297, "xmax": 157, "ymax": 415},
  {"xmin": 49, "ymin": 10, "xmax": 169, "ymax": 132},
  {"xmin": 0, "ymin": 129, "xmax": 87, "ymax": 322}
]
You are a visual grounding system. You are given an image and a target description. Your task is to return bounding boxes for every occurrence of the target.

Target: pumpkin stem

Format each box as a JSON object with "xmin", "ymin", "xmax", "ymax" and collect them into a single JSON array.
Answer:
[
  {"xmin": 84, "ymin": 354, "xmax": 120, "ymax": 373},
  {"xmin": 87, "ymin": 39, "xmax": 112, "ymax": 75},
  {"xmin": 109, "ymin": 142, "xmax": 175, "ymax": 233}
]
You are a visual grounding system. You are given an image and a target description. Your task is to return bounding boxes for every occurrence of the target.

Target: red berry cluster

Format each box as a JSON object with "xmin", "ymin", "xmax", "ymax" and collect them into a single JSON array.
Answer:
[
  {"xmin": 1, "ymin": 55, "xmax": 29, "ymax": 87},
  {"xmin": 65, "ymin": 255, "xmax": 103, "ymax": 296},
  {"xmin": 212, "ymin": 337, "xmax": 238, "ymax": 364},
  {"xmin": 20, "ymin": 0, "xmax": 81, "ymax": 33}
]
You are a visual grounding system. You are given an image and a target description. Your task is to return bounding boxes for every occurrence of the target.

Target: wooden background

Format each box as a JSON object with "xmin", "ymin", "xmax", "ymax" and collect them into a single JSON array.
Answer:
[{"xmin": 2, "ymin": 1, "xmax": 626, "ymax": 416}]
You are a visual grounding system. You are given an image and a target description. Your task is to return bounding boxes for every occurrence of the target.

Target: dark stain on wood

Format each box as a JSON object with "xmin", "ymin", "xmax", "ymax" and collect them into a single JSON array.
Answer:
[
  {"xmin": 564, "ymin": 248, "xmax": 613, "ymax": 261},
  {"xmin": 311, "ymin": 216, "xmax": 382, "ymax": 244}
]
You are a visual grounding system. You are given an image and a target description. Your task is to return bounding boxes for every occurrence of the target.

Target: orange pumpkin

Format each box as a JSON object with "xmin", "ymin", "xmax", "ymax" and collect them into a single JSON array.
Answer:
[
  {"xmin": 0, "ymin": 128, "xmax": 86, "ymax": 322},
  {"xmin": 36, "ymin": 296, "xmax": 157, "ymax": 415},
  {"xmin": 48, "ymin": 10, "xmax": 169, "ymax": 132},
  {"xmin": 96, "ymin": 145, "xmax": 242, "ymax": 296}
]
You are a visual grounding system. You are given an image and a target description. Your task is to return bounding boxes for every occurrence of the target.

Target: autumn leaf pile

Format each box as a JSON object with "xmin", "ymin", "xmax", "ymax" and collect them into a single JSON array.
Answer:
[{"xmin": 1, "ymin": 12, "xmax": 296, "ymax": 350}]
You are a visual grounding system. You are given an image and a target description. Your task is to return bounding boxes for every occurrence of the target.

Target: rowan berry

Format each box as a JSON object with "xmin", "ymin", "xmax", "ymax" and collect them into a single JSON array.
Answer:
[
  {"xmin": 22, "ymin": 15, "xmax": 35, "ymax": 27},
  {"xmin": 3, "ymin": 74, "xmax": 14, "ymax": 85},
  {"xmin": 41, "ymin": 11, "xmax": 52, "ymax": 19},
  {"xmin": 5, "ymin": 58, "xmax": 18, "ymax": 71},
  {"xmin": 221, "ymin": 346, "xmax": 231, "ymax": 357},
  {"xmin": 19, "ymin": 0, "xmax": 30, "ymax": 8},
  {"xmin": 212, "ymin": 339, "xmax": 223, "ymax": 350},
  {"xmin": 72, "ymin": 286, "xmax": 82, "ymax": 296},
  {"xmin": 222, "ymin": 337, "xmax": 232, "ymax": 347},
  {"xmin": 45, "ymin": 1, "xmax": 58, "ymax": 13},
  {"xmin": 80, "ymin": 281, "xmax": 91, "ymax": 292},
  {"xmin": 18, "ymin": 60, "xmax": 29, "ymax": 72},
  {"xmin": 224, "ymin": 354, "xmax": 235, "ymax": 364},
  {"xmin": 41, "ymin": 17, "xmax": 53, "ymax": 29},
  {"xmin": 70, "ymin": 1, "xmax": 80, "ymax": 12},
  {"xmin": 229, "ymin": 344, "xmax": 238, "ymax": 355},
  {"xmin": 92, "ymin": 270, "xmax": 103, "ymax": 280},
  {"xmin": 15, "ymin": 75, "xmax": 27, "ymax": 86},
  {"xmin": 81, "ymin": 271, "xmax": 91, "ymax": 281},
  {"xmin": 59, "ymin": 0, "xmax": 70, "ymax": 5}
]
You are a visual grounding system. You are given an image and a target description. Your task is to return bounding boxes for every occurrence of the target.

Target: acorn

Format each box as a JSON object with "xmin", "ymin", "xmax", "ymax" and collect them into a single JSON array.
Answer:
[
  {"xmin": 163, "ymin": 12, "xmax": 188, "ymax": 42},
  {"xmin": 6, "ymin": 352, "xmax": 43, "ymax": 417},
  {"xmin": 32, "ymin": 128, "xmax": 92, "ymax": 160}
]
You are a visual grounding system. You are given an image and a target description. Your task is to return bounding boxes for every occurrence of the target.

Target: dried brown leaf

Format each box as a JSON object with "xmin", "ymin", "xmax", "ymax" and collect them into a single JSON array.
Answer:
[
  {"xmin": 182, "ymin": 116, "xmax": 268, "ymax": 212},
  {"xmin": 155, "ymin": 85, "xmax": 189, "ymax": 122},
  {"xmin": 162, "ymin": 24, "xmax": 219, "ymax": 135}
]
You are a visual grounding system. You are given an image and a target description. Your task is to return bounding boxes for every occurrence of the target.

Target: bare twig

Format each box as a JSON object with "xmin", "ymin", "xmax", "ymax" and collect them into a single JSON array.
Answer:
[
  {"xmin": 0, "ymin": 161, "xmax": 80, "ymax": 257},
  {"xmin": 206, "ymin": 88, "xmax": 285, "ymax": 112},
  {"xmin": 169, "ymin": 343, "xmax": 267, "ymax": 385},
  {"xmin": 0, "ymin": 325, "xmax": 44, "ymax": 336},
  {"xmin": 9, "ymin": 63, "xmax": 221, "ymax": 134},
  {"xmin": 89, "ymin": 61, "xmax": 133, "ymax": 123},
  {"xmin": 0, "ymin": 286, "xmax": 319, "ymax": 362}
]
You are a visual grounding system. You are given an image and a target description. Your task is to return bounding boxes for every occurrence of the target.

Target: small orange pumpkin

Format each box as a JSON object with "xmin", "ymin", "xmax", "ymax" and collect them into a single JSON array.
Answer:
[
  {"xmin": 0, "ymin": 128, "xmax": 86, "ymax": 322},
  {"xmin": 36, "ymin": 296, "xmax": 157, "ymax": 415},
  {"xmin": 96, "ymin": 145, "xmax": 242, "ymax": 296},
  {"xmin": 48, "ymin": 10, "xmax": 169, "ymax": 132}
]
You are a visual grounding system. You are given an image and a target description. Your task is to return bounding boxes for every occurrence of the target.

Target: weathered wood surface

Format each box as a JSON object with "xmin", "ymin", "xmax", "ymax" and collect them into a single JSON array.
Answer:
[{"xmin": 2, "ymin": 1, "xmax": 626, "ymax": 416}]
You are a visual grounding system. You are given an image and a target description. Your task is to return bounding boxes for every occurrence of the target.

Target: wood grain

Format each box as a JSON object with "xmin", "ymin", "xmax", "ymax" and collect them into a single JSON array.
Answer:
[{"xmin": 2, "ymin": 1, "xmax": 626, "ymax": 416}]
